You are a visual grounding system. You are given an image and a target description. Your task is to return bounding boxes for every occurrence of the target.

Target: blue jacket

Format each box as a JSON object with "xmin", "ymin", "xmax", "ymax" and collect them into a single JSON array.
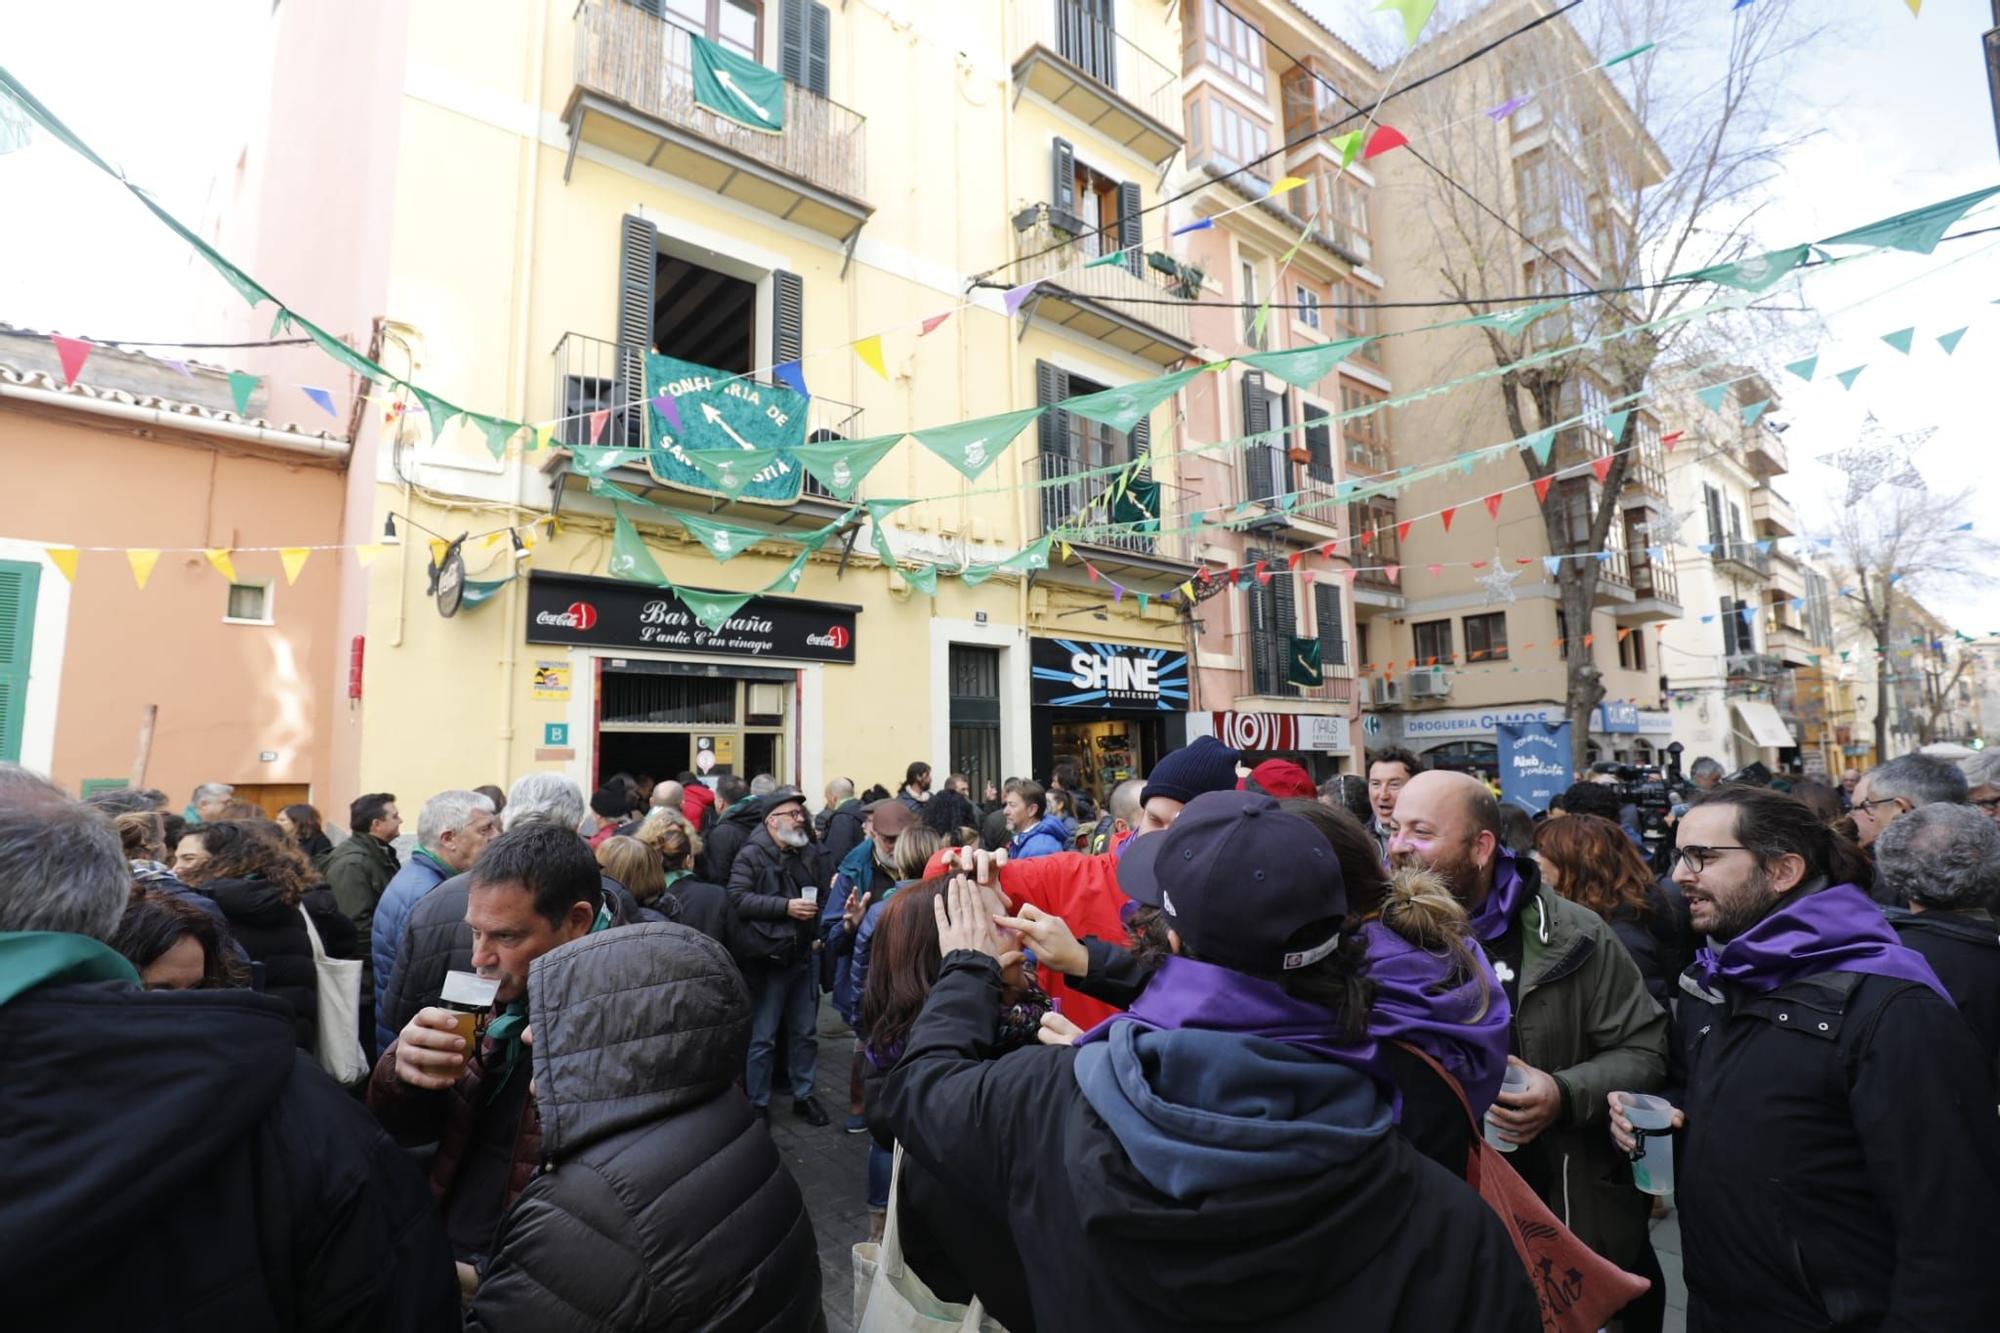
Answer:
[
  {"xmin": 1008, "ymin": 814, "xmax": 1071, "ymax": 861},
  {"xmin": 825, "ymin": 840, "xmax": 890, "ymax": 1021},
  {"xmin": 370, "ymin": 849, "xmax": 452, "ymax": 1052},
  {"xmin": 844, "ymin": 881, "xmax": 919, "ymax": 1028}
]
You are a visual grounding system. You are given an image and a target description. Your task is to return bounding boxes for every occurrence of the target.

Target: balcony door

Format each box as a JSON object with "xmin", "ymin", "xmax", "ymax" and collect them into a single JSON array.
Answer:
[
  {"xmin": 1057, "ymin": 0, "xmax": 1117, "ymax": 86},
  {"xmin": 659, "ymin": 0, "xmax": 763, "ymax": 59}
]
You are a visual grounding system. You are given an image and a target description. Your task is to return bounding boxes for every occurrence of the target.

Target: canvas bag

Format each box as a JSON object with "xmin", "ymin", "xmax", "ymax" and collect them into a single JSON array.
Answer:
[
  {"xmin": 852, "ymin": 1144, "xmax": 1007, "ymax": 1333},
  {"xmin": 297, "ymin": 904, "xmax": 367, "ymax": 1084},
  {"xmin": 1396, "ymin": 1042, "xmax": 1650, "ymax": 1332}
]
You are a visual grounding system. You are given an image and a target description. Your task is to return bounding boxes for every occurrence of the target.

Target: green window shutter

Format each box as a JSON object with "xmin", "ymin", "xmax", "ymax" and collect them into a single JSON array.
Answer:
[{"xmin": 0, "ymin": 560, "xmax": 42, "ymax": 763}]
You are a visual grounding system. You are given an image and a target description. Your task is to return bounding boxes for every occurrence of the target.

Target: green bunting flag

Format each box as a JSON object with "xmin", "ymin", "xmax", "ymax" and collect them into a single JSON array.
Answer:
[
  {"xmin": 678, "ymin": 510, "xmax": 769, "ymax": 563},
  {"xmin": 1696, "ymin": 384, "xmax": 1730, "ymax": 412},
  {"xmin": 913, "ymin": 406, "xmax": 1044, "ymax": 480},
  {"xmin": 476, "ymin": 415, "xmax": 520, "ymax": 460},
  {"xmin": 569, "ymin": 447, "xmax": 636, "ymax": 478},
  {"xmin": 1287, "ymin": 635, "xmax": 1324, "ymax": 686},
  {"xmin": 299, "ymin": 318, "xmax": 390, "ymax": 385},
  {"xmin": 227, "ymin": 370, "xmax": 259, "ymax": 417},
  {"xmin": 772, "ymin": 549, "xmax": 810, "ymax": 594},
  {"xmin": 1065, "ymin": 365, "xmax": 1209, "ymax": 434},
  {"xmin": 608, "ymin": 508, "xmax": 667, "ymax": 584},
  {"xmin": 689, "ymin": 34, "xmax": 784, "ymax": 132},
  {"xmin": 1741, "ymin": 399, "xmax": 1771, "ymax": 426},
  {"xmin": 1819, "ymin": 185, "xmax": 2000, "ymax": 256},
  {"xmin": 415, "ymin": 387, "xmax": 460, "ymax": 442},
  {"xmin": 1242, "ymin": 337, "xmax": 1373, "ymax": 390},
  {"xmin": 1522, "ymin": 428, "xmax": 1555, "ymax": 466},
  {"xmin": 789, "ymin": 433, "xmax": 903, "ymax": 499},
  {"xmin": 682, "ymin": 446, "xmax": 780, "ymax": 499},
  {"xmin": 1784, "ymin": 355, "xmax": 1818, "ymax": 382},
  {"xmin": 1463, "ymin": 301, "xmax": 1562, "ymax": 336},
  {"xmin": 677, "ymin": 586, "xmax": 755, "ymax": 632},
  {"xmin": 1675, "ymin": 245, "xmax": 1811, "ymax": 292},
  {"xmin": 1937, "ymin": 327, "xmax": 1968, "ymax": 355},
  {"xmin": 1327, "ymin": 129, "xmax": 1364, "ymax": 168},
  {"xmin": 459, "ymin": 576, "xmax": 514, "ymax": 612},
  {"xmin": 1602, "ymin": 409, "xmax": 1631, "ymax": 443},
  {"xmin": 1373, "ymin": 0, "xmax": 1437, "ymax": 45},
  {"xmin": 903, "ymin": 564, "xmax": 939, "ymax": 597},
  {"xmin": 1880, "ymin": 327, "xmax": 1915, "ymax": 355},
  {"xmin": 1601, "ymin": 42, "xmax": 1656, "ymax": 69},
  {"xmin": 1835, "ymin": 365, "xmax": 1866, "ymax": 390}
]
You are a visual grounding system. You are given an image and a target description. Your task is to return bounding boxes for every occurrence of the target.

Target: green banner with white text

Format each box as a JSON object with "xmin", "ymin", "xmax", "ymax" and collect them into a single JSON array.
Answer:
[
  {"xmin": 645, "ymin": 353, "xmax": 809, "ymax": 504},
  {"xmin": 690, "ymin": 35, "xmax": 785, "ymax": 133}
]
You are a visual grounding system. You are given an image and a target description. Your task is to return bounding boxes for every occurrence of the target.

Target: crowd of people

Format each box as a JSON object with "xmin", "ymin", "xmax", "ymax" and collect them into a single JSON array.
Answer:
[{"xmin": 5, "ymin": 736, "xmax": 2000, "ymax": 1330}]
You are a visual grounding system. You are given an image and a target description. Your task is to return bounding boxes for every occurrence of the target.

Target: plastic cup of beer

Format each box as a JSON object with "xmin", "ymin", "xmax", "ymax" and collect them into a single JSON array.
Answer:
[
  {"xmin": 439, "ymin": 970, "xmax": 499, "ymax": 1055},
  {"xmin": 800, "ymin": 885, "xmax": 818, "ymax": 906},
  {"xmin": 1624, "ymin": 1093, "xmax": 1677, "ymax": 1195}
]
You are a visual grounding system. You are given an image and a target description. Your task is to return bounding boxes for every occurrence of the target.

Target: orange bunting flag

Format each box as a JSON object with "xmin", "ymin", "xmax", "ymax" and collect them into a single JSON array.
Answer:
[
  {"xmin": 1590, "ymin": 456, "xmax": 1614, "ymax": 484},
  {"xmin": 1616, "ymin": 627, "xmax": 1632, "ymax": 642},
  {"xmin": 1483, "ymin": 492, "xmax": 1503, "ymax": 520},
  {"xmin": 1583, "ymin": 634, "xmax": 1595, "ymax": 648},
  {"xmin": 854, "ymin": 335, "xmax": 888, "ymax": 379},
  {"xmin": 204, "ymin": 549, "xmax": 238, "ymax": 583},
  {"xmin": 45, "ymin": 547, "xmax": 79, "ymax": 583},
  {"xmin": 127, "ymin": 549, "xmax": 160, "ymax": 589},
  {"xmin": 1533, "ymin": 476, "xmax": 1554, "ymax": 504},
  {"xmin": 1440, "ymin": 506, "xmax": 1456, "ymax": 533}
]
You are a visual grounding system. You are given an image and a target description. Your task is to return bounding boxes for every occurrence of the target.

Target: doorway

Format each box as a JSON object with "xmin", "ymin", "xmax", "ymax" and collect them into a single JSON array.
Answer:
[{"xmin": 595, "ymin": 660, "xmax": 793, "ymax": 789}]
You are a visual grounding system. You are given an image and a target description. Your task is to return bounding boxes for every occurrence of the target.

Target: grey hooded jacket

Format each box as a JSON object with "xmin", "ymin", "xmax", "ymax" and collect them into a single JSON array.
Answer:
[{"xmin": 465, "ymin": 923, "xmax": 823, "ymax": 1332}]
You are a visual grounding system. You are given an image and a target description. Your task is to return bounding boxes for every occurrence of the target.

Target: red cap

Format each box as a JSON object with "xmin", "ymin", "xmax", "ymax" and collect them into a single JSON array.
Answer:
[{"xmin": 1239, "ymin": 758, "xmax": 1316, "ymax": 800}]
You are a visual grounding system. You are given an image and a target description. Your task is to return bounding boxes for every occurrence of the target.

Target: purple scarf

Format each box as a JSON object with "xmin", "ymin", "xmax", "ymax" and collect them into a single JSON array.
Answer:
[
  {"xmin": 1361, "ymin": 922, "xmax": 1512, "ymax": 1116},
  {"xmin": 1075, "ymin": 954, "xmax": 1399, "ymax": 1103},
  {"xmin": 1465, "ymin": 851, "xmax": 1532, "ymax": 944},
  {"xmin": 1695, "ymin": 881, "xmax": 1949, "ymax": 1002}
]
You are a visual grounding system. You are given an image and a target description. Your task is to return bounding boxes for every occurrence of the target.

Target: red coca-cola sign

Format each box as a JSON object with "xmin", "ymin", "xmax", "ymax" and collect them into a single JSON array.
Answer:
[
  {"xmin": 808, "ymin": 625, "xmax": 850, "ymax": 651},
  {"xmin": 525, "ymin": 572, "xmax": 857, "ymax": 663},
  {"xmin": 532, "ymin": 601, "xmax": 599, "ymax": 631}
]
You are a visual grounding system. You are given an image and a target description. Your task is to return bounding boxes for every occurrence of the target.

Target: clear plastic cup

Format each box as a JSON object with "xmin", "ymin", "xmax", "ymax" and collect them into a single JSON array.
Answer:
[
  {"xmin": 1624, "ymin": 1093, "xmax": 1677, "ymax": 1195},
  {"xmin": 1484, "ymin": 1065, "xmax": 1531, "ymax": 1153},
  {"xmin": 800, "ymin": 885, "xmax": 818, "ymax": 906}
]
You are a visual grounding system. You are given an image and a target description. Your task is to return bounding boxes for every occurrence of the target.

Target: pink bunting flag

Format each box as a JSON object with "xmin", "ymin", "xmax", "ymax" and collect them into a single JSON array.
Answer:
[
  {"xmin": 1426, "ymin": 563, "xmax": 1444, "ymax": 576},
  {"xmin": 1341, "ymin": 566, "xmax": 1358, "ymax": 584},
  {"xmin": 1661, "ymin": 430, "xmax": 1684, "ymax": 451},
  {"xmin": 1385, "ymin": 564, "xmax": 1401, "ymax": 586},
  {"xmin": 1086, "ymin": 564, "xmax": 1100, "ymax": 583},
  {"xmin": 587, "ymin": 409, "xmax": 610, "ymax": 444},
  {"xmin": 920, "ymin": 312, "xmax": 952, "ymax": 337},
  {"xmin": 1302, "ymin": 569, "xmax": 1317, "ymax": 586},
  {"xmin": 51, "ymin": 335, "xmax": 91, "ymax": 386},
  {"xmin": 1362, "ymin": 125, "xmax": 1408, "ymax": 160},
  {"xmin": 1287, "ymin": 551, "xmax": 1303, "ymax": 569}
]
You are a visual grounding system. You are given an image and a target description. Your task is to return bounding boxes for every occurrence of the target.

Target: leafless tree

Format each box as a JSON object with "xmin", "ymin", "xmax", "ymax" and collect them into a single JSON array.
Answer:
[
  {"xmin": 1392, "ymin": 0, "xmax": 1823, "ymax": 767},
  {"xmin": 1829, "ymin": 483, "xmax": 1995, "ymax": 760}
]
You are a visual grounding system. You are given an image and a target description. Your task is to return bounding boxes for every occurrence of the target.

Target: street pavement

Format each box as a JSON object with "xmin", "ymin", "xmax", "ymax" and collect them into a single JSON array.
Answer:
[{"xmin": 778, "ymin": 998, "xmax": 1688, "ymax": 1332}]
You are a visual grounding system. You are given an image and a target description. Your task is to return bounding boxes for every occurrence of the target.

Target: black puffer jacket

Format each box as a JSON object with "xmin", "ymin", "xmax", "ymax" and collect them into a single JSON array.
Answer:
[
  {"xmin": 1886, "ymin": 905, "xmax": 2000, "ymax": 1083},
  {"xmin": 2, "ymin": 940, "xmax": 456, "ymax": 1329},
  {"xmin": 204, "ymin": 876, "xmax": 357, "ymax": 1051},
  {"xmin": 466, "ymin": 924, "xmax": 821, "ymax": 1332},
  {"xmin": 380, "ymin": 870, "xmax": 638, "ymax": 1046},
  {"xmin": 727, "ymin": 826, "xmax": 816, "ymax": 969},
  {"xmin": 818, "ymin": 798, "xmax": 866, "ymax": 886},
  {"xmin": 701, "ymin": 798, "xmax": 765, "ymax": 885}
]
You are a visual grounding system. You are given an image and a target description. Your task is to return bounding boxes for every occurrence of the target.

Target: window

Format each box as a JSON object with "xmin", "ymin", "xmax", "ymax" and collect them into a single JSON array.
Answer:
[
  {"xmin": 1331, "ymin": 176, "xmax": 1370, "ymax": 251},
  {"xmin": 1303, "ymin": 402, "xmax": 1333, "ymax": 483},
  {"xmin": 1527, "ymin": 261, "xmax": 1592, "ymax": 348},
  {"xmin": 948, "ymin": 646, "xmax": 1002, "ymax": 799},
  {"xmin": 1315, "ymin": 583, "xmax": 1346, "ymax": 667},
  {"xmin": 1335, "ymin": 283, "xmax": 1380, "ymax": 363},
  {"xmin": 1463, "ymin": 612, "xmax": 1508, "ymax": 663},
  {"xmin": 1413, "ymin": 619, "xmax": 1453, "ymax": 666},
  {"xmin": 1721, "ymin": 597, "xmax": 1755, "ymax": 656},
  {"xmin": 1071, "ymin": 159, "xmax": 1123, "ymax": 258},
  {"xmin": 1240, "ymin": 255, "xmax": 1264, "ymax": 346},
  {"xmin": 1341, "ymin": 380, "xmax": 1387, "ymax": 471},
  {"xmin": 1198, "ymin": 94, "xmax": 1272, "ymax": 180},
  {"xmin": 225, "ymin": 583, "xmax": 272, "ymax": 625},
  {"xmin": 1619, "ymin": 628, "xmax": 1647, "ymax": 671},
  {"xmin": 1516, "ymin": 153, "xmax": 1589, "ymax": 242},
  {"xmin": 1201, "ymin": 0, "xmax": 1267, "ymax": 96},
  {"xmin": 1296, "ymin": 284, "xmax": 1321, "ymax": 329},
  {"xmin": 1704, "ymin": 484, "xmax": 1726, "ymax": 549},
  {"xmin": 1281, "ymin": 61, "xmax": 1340, "ymax": 140},
  {"xmin": 665, "ymin": 0, "xmax": 763, "ymax": 59}
]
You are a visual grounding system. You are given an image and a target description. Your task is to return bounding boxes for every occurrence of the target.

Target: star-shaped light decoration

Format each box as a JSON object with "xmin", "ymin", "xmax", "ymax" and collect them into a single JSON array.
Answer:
[
  {"xmin": 1475, "ymin": 549, "xmax": 1523, "ymax": 605},
  {"xmin": 1821, "ymin": 413, "xmax": 1932, "ymax": 508},
  {"xmin": 1638, "ymin": 506, "xmax": 1689, "ymax": 548}
]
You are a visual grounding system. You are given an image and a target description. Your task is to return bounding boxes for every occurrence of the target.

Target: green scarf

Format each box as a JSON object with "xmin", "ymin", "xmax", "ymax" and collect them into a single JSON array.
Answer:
[
  {"xmin": 0, "ymin": 932, "xmax": 141, "ymax": 1008},
  {"xmin": 412, "ymin": 847, "xmax": 454, "ymax": 880},
  {"xmin": 484, "ymin": 900, "xmax": 616, "ymax": 1101}
]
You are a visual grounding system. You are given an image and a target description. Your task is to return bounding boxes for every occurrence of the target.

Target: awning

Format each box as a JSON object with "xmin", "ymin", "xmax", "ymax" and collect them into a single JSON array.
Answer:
[{"xmin": 1731, "ymin": 698, "xmax": 1796, "ymax": 750}]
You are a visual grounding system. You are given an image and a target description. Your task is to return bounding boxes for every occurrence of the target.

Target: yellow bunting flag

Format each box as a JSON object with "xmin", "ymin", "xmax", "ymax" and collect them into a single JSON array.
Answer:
[
  {"xmin": 204, "ymin": 549, "xmax": 239, "ymax": 583},
  {"xmin": 1904, "ymin": 0, "xmax": 1920, "ymax": 13},
  {"xmin": 534, "ymin": 424, "xmax": 555, "ymax": 452},
  {"xmin": 854, "ymin": 335, "xmax": 888, "ymax": 380},
  {"xmin": 45, "ymin": 547, "xmax": 79, "ymax": 583},
  {"xmin": 427, "ymin": 538, "xmax": 449, "ymax": 567},
  {"xmin": 1059, "ymin": 541, "xmax": 1074, "ymax": 561},
  {"xmin": 127, "ymin": 549, "xmax": 161, "ymax": 589},
  {"xmin": 280, "ymin": 547, "xmax": 312, "ymax": 585},
  {"xmin": 483, "ymin": 533, "xmax": 504, "ymax": 549},
  {"xmin": 1267, "ymin": 176, "xmax": 1307, "ymax": 197},
  {"xmin": 354, "ymin": 544, "xmax": 383, "ymax": 568}
]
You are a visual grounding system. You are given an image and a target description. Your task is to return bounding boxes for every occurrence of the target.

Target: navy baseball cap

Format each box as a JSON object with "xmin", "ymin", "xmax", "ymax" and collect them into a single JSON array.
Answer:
[{"xmin": 1116, "ymin": 790, "xmax": 1347, "ymax": 976}]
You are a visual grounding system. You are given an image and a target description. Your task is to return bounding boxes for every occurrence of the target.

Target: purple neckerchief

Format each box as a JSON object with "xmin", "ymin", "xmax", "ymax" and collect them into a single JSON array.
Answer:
[
  {"xmin": 1075, "ymin": 954, "xmax": 1400, "ymax": 1107},
  {"xmin": 1695, "ymin": 881, "xmax": 1949, "ymax": 1002},
  {"xmin": 1360, "ymin": 921, "xmax": 1512, "ymax": 1116},
  {"xmin": 1465, "ymin": 851, "xmax": 1531, "ymax": 944}
]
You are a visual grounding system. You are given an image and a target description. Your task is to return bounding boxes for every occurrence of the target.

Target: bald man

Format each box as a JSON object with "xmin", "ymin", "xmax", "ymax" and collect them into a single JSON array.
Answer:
[{"xmin": 1390, "ymin": 771, "xmax": 1667, "ymax": 1288}]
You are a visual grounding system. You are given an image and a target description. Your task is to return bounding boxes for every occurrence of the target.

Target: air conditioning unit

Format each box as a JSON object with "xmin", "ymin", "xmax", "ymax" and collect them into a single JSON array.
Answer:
[
  {"xmin": 1406, "ymin": 667, "xmax": 1453, "ymax": 699},
  {"xmin": 1370, "ymin": 675, "xmax": 1402, "ymax": 707}
]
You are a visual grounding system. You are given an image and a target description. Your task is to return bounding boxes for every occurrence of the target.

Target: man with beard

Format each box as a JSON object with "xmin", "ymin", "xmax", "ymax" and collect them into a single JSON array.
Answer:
[
  {"xmin": 1612, "ymin": 785, "xmax": 2000, "ymax": 1329},
  {"xmin": 728, "ymin": 787, "xmax": 829, "ymax": 1126},
  {"xmin": 1389, "ymin": 771, "xmax": 1665, "ymax": 1287}
]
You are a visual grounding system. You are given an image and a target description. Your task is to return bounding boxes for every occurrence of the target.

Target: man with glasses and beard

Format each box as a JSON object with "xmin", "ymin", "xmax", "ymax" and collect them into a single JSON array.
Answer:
[
  {"xmin": 728, "ymin": 787, "xmax": 831, "ymax": 1126},
  {"xmin": 1611, "ymin": 785, "xmax": 2000, "ymax": 1330}
]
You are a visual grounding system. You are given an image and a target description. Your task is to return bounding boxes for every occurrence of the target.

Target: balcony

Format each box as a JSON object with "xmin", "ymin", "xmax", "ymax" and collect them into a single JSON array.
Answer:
[
  {"xmin": 546, "ymin": 332, "xmax": 865, "ymax": 518},
  {"xmin": 1348, "ymin": 501, "xmax": 1405, "ymax": 609},
  {"xmin": 1619, "ymin": 546, "xmax": 1681, "ymax": 621},
  {"xmin": 1766, "ymin": 613, "xmax": 1817, "ymax": 668},
  {"xmin": 1037, "ymin": 444, "xmax": 1194, "ymax": 576},
  {"xmin": 1009, "ymin": 206, "xmax": 1196, "ymax": 364},
  {"xmin": 1744, "ymin": 422, "xmax": 1788, "ymax": 479},
  {"xmin": 1010, "ymin": 0, "xmax": 1183, "ymax": 165},
  {"xmin": 1711, "ymin": 539, "xmax": 1772, "ymax": 580},
  {"xmin": 567, "ymin": 2, "xmax": 870, "ymax": 240},
  {"xmin": 1751, "ymin": 487, "xmax": 1797, "ymax": 538},
  {"xmin": 1592, "ymin": 544, "xmax": 1634, "ymax": 605},
  {"xmin": 1620, "ymin": 437, "xmax": 1667, "ymax": 506},
  {"xmin": 1241, "ymin": 441, "xmax": 1342, "ymax": 537}
]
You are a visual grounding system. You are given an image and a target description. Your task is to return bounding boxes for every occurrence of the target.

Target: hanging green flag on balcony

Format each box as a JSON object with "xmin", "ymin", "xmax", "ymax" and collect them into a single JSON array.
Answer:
[
  {"xmin": 1287, "ymin": 636, "xmax": 1323, "ymax": 687},
  {"xmin": 1109, "ymin": 475, "xmax": 1162, "ymax": 533},
  {"xmin": 691, "ymin": 35, "xmax": 784, "ymax": 133}
]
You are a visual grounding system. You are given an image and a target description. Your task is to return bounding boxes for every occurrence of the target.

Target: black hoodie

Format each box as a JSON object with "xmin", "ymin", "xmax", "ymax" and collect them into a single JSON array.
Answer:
[
  {"xmin": 881, "ymin": 952, "xmax": 1539, "ymax": 1332},
  {"xmin": 0, "ymin": 945, "xmax": 456, "ymax": 1329}
]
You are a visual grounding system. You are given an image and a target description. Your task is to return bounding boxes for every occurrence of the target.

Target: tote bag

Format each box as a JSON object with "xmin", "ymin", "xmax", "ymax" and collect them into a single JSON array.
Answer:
[
  {"xmin": 851, "ymin": 1144, "xmax": 1007, "ymax": 1333},
  {"xmin": 297, "ymin": 904, "xmax": 368, "ymax": 1085},
  {"xmin": 1396, "ymin": 1043, "xmax": 1649, "ymax": 1333}
]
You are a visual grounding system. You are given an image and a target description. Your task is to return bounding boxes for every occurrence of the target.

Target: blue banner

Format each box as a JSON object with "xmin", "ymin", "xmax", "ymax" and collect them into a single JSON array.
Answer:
[{"xmin": 1497, "ymin": 720, "xmax": 1572, "ymax": 815}]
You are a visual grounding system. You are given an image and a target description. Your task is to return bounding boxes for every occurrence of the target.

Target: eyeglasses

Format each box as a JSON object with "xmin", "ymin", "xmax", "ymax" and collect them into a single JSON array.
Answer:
[
  {"xmin": 1973, "ymin": 795, "xmax": 2000, "ymax": 813},
  {"xmin": 1674, "ymin": 844, "xmax": 1750, "ymax": 875},
  {"xmin": 1854, "ymin": 797, "xmax": 1904, "ymax": 816}
]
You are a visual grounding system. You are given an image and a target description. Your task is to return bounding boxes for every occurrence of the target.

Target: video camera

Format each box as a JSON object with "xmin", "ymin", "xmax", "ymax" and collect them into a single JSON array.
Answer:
[{"xmin": 1589, "ymin": 743, "xmax": 1690, "ymax": 874}]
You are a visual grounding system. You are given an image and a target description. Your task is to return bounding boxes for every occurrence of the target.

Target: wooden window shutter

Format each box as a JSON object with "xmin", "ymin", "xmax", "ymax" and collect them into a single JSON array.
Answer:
[
  {"xmin": 1316, "ymin": 582, "xmax": 1346, "ymax": 667},
  {"xmin": 772, "ymin": 270, "xmax": 804, "ymax": 368},
  {"xmin": 1117, "ymin": 180, "xmax": 1143, "ymax": 276},
  {"xmin": 1037, "ymin": 361, "xmax": 1076, "ymax": 535},
  {"xmin": 617, "ymin": 213, "xmax": 659, "ymax": 430},
  {"xmin": 0, "ymin": 561, "xmax": 40, "ymax": 763},
  {"xmin": 806, "ymin": 2, "xmax": 830, "ymax": 96},
  {"xmin": 1052, "ymin": 138, "xmax": 1077, "ymax": 230},
  {"xmin": 1247, "ymin": 547, "xmax": 1274, "ymax": 695},
  {"xmin": 1274, "ymin": 554, "xmax": 1298, "ymax": 684},
  {"xmin": 780, "ymin": 0, "xmax": 831, "ymax": 96},
  {"xmin": 1241, "ymin": 370, "xmax": 1274, "ymax": 503},
  {"xmin": 1304, "ymin": 404, "xmax": 1333, "ymax": 482}
]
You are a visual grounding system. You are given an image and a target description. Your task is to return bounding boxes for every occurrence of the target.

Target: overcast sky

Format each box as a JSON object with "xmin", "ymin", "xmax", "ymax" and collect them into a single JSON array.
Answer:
[{"xmin": 3, "ymin": 0, "xmax": 1996, "ymax": 629}]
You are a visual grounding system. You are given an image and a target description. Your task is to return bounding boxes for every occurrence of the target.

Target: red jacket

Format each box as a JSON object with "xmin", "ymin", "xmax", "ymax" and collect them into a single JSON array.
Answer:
[
  {"xmin": 681, "ymin": 782, "xmax": 716, "ymax": 832},
  {"xmin": 994, "ymin": 850, "xmax": 1131, "ymax": 1030}
]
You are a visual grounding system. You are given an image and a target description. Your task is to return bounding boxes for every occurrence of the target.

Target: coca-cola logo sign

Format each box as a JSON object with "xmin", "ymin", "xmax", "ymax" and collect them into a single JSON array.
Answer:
[{"xmin": 525, "ymin": 573, "xmax": 856, "ymax": 663}]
